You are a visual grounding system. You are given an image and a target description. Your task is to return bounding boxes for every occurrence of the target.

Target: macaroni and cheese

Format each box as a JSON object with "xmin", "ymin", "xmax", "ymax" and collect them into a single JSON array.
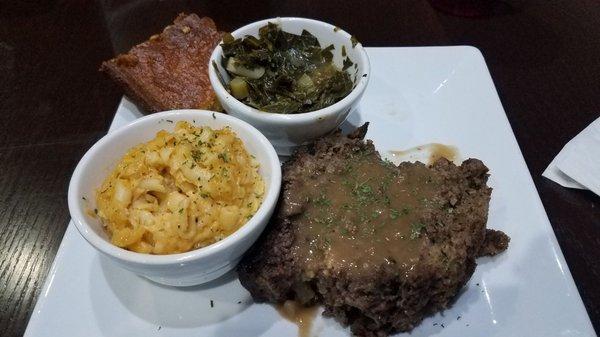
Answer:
[{"xmin": 96, "ymin": 121, "xmax": 265, "ymax": 254}]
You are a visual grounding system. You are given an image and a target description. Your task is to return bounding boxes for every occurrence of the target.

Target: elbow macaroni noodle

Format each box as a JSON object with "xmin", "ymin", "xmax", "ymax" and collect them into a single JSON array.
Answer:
[{"xmin": 95, "ymin": 121, "xmax": 265, "ymax": 254}]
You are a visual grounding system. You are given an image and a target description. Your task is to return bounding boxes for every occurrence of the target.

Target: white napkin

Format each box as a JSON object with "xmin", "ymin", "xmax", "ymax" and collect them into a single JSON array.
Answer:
[{"xmin": 542, "ymin": 116, "xmax": 600, "ymax": 196}]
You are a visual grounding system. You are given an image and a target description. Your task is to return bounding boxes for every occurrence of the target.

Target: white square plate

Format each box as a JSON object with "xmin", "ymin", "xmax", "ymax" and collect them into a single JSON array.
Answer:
[{"xmin": 25, "ymin": 47, "xmax": 596, "ymax": 337}]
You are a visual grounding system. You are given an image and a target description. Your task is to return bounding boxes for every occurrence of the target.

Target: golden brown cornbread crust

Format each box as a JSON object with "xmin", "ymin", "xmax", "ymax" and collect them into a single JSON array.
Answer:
[{"xmin": 100, "ymin": 13, "xmax": 223, "ymax": 113}]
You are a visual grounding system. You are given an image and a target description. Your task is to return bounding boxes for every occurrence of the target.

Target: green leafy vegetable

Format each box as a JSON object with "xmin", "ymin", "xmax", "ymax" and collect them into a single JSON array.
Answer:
[{"xmin": 220, "ymin": 22, "xmax": 353, "ymax": 114}]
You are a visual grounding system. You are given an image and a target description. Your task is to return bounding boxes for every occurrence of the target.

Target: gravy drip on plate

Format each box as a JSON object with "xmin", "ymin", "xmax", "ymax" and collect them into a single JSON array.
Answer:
[
  {"xmin": 276, "ymin": 301, "xmax": 318, "ymax": 337},
  {"xmin": 389, "ymin": 143, "xmax": 459, "ymax": 165}
]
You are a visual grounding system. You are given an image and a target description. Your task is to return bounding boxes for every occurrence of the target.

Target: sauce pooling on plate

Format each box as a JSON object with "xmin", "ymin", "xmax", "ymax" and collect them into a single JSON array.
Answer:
[
  {"xmin": 221, "ymin": 22, "xmax": 353, "ymax": 114},
  {"xmin": 276, "ymin": 301, "xmax": 318, "ymax": 337},
  {"xmin": 389, "ymin": 143, "xmax": 459, "ymax": 165}
]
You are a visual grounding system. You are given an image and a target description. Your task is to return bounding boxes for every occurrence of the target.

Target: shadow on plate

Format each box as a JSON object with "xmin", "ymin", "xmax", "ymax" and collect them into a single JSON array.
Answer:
[
  {"xmin": 90, "ymin": 254, "xmax": 264, "ymax": 329},
  {"xmin": 339, "ymin": 107, "xmax": 363, "ymax": 135}
]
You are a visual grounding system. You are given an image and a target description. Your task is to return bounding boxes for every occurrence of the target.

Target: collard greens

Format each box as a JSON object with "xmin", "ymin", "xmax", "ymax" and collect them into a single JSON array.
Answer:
[{"xmin": 221, "ymin": 23, "xmax": 353, "ymax": 114}]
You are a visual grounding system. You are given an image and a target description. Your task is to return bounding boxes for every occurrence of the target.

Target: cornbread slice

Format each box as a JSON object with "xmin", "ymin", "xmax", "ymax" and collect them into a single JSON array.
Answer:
[{"xmin": 100, "ymin": 13, "xmax": 223, "ymax": 113}]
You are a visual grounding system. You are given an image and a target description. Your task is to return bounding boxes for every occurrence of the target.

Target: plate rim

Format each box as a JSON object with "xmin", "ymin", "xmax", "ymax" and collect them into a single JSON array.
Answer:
[{"xmin": 24, "ymin": 45, "xmax": 597, "ymax": 337}]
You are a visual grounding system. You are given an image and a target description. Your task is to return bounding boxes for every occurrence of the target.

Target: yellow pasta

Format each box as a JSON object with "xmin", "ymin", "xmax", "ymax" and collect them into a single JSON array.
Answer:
[{"xmin": 96, "ymin": 121, "xmax": 265, "ymax": 254}]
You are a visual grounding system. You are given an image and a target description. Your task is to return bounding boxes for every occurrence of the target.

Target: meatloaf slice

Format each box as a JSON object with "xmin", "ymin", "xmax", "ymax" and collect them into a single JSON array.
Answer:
[
  {"xmin": 100, "ymin": 13, "xmax": 223, "ymax": 113},
  {"xmin": 238, "ymin": 124, "xmax": 509, "ymax": 337}
]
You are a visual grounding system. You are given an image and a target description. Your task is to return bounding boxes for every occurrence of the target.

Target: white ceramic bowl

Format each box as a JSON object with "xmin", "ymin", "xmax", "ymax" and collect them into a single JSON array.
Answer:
[
  {"xmin": 209, "ymin": 17, "xmax": 370, "ymax": 155},
  {"xmin": 68, "ymin": 110, "xmax": 281, "ymax": 287}
]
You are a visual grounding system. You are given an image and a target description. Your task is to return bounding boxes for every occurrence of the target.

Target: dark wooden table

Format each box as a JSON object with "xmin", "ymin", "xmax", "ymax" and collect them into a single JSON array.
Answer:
[{"xmin": 1, "ymin": 1, "xmax": 598, "ymax": 336}]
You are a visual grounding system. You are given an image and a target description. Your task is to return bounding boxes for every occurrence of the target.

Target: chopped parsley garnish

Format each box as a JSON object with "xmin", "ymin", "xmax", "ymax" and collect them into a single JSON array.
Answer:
[
  {"xmin": 191, "ymin": 150, "xmax": 203, "ymax": 161},
  {"xmin": 410, "ymin": 222, "xmax": 426, "ymax": 239},
  {"xmin": 383, "ymin": 195, "xmax": 391, "ymax": 206},
  {"xmin": 341, "ymin": 178, "xmax": 352, "ymax": 187},
  {"xmin": 357, "ymin": 183, "xmax": 372, "ymax": 194},
  {"xmin": 313, "ymin": 194, "xmax": 331, "ymax": 207},
  {"xmin": 313, "ymin": 216, "xmax": 333, "ymax": 226},
  {"xmin": 218, "ymin": 152, "xmax": 229, "ymax": 163},
  {"xmin": 352, "ymin": 181, "xmax": 374, "ymax": 204},
  {"xmin": 383, "ymin": 157, "xmax": 395, "ymax": 167},
  {"xmin": 342, "ymin": 164, "xmax": 354, "ymax": 175},
  {"xmin": 390, "ymin": 209, "xmax": 400, "ymax": 219}
]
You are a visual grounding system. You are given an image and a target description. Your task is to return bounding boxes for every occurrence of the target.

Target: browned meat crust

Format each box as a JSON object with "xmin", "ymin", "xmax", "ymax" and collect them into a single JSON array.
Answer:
[
  {"xmin": 479, "ymin": 229, "xmax": 510, "ymax": 257},
  {"xmin": 238, "ymin": 124, "xmax": 509, "ymax": 337},
  {"xmin": 100, "ymin": 13, "xmax": 223, "ymax": 113}
]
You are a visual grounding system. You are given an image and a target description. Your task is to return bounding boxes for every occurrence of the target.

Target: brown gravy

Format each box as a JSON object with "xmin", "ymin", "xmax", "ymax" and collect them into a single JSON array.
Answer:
[
  {"xmin": 276, "ymin": 301, "xmax": 318, "ymax": 337},
  {"xmin": 389, "ymin": 143, "xmax": 459, "ymax": 165},
  {"xmin": 288, "ymin": 150, "xmax": 442, "ymax": 277}
]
